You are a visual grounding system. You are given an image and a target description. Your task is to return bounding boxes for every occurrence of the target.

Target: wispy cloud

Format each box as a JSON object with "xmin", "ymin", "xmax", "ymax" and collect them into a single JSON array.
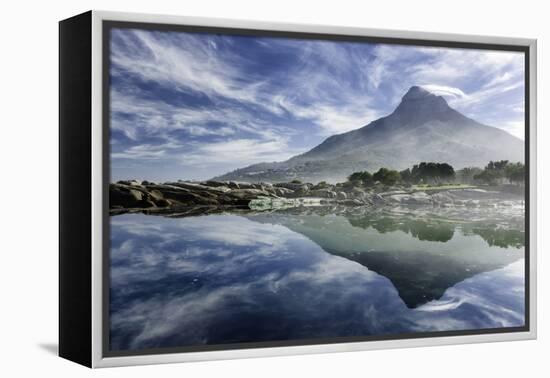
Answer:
[
  {"xmin": 110, "ymin": 28, "xmax": 525, "ymax": 181},
  {"xmin": 184, "ymin": 138, "xmax": 300, "ymax": 167},
  {"xmin": 420, "ymin": 84, "xmax": 467, "ymax": 99},
  {"xmin": 111, "ymin": 142, "xmax": 182, "ymax": 160},
  {"xmin": 111, "ymin": 29, "xmax": 264, "ymax": 107}
]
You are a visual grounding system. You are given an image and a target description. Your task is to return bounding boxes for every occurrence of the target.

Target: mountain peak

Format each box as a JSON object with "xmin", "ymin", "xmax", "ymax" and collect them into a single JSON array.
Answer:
[
  {"xmin": 215, "ymin": 85, "xmax": 523, "ymax": 184},
  {"xmin": 394, "ymin": 85, "xmax": 450, "ymax": 117},
  {"xmin": 402, "ymin": 86, "xmax": 436, "ymax": 101}
]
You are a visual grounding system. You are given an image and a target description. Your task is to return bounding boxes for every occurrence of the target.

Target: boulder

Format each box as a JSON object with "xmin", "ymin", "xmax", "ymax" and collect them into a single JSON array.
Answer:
[
  {"xmin": 229, "ymin": 188, "xmax": 272, "ymax": 199},
  {"xmin": 155, "ymin": 198, "xmax": 172, "ymax": 207},
  {"xmin": 370, "ymin": 194, "xmax": 386, "ymax": 205},
  {"xmin": 309, "ymin": 189, "xmax": 337, "ymax": 198},
  {"xmin": 274, "ymin": 187, "xmax": 295, "ymax": 197},
  {"xmin": 274, "ymin": 182, "xmax": 311, "ymax": 192},
  {"xmin": 237, "ymin": 182, "xmax": 258, "ymax": 190},
  {"xmin": 349, "ymin": 188, "xmax": 367, "ymax": 200},
  {"xmin": 203, "ymin": 180, "xmax": 228, "ymax": 188},
  {"xmin": 167, "ymin": 181, "xmax": 213, "ymax": 192},
  {"xmin": 128, "ymin": 189, "xmax": 144, "ymax": 201},
  {"xmin": 141, "ymin": 200, "xmax": 157, "ymax": 208},
  {"xmin": 227, "ymin": 181, "xmax": 241, "ymax": 189},
  {"xmin": 148, "ymin": 189, "xmax": 164, "ymax": 202},
  {"xmin": 250, "ymin": 183, "xmax": 273, "ymax": 191},
  {"xmin": 117, "ymin": 179, "xmax": 142, "ymax": 187},
  {"xmin": 159, "ymin": 188, "xmax": 218, "ymax": 205},
  {"xmin": 109, "ymin": 184, "xmax": 145, "ymax": 208}
]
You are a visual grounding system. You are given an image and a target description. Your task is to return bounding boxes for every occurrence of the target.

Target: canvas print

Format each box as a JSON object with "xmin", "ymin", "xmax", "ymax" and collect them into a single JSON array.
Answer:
[{"xmin": 107, "ymin": 25, "xmax": 527, "ymax": 354}]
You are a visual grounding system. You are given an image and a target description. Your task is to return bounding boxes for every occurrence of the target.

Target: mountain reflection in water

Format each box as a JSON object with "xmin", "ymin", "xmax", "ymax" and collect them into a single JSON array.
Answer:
[{"xmin": 109, "ymin": 207, "xmax": 525, "ymax": 352}]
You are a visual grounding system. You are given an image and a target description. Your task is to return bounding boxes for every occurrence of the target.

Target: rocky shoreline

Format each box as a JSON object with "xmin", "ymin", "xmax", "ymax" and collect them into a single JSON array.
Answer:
[{"xmin": 110, "ymin": 179, "xmax": 524, "ymax": 216}]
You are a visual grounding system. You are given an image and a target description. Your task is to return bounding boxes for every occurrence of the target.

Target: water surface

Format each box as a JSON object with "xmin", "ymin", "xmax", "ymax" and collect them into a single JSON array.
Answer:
[{"xmin": 109, "ymin": 207, "xmax": 525, "ymax": 351}]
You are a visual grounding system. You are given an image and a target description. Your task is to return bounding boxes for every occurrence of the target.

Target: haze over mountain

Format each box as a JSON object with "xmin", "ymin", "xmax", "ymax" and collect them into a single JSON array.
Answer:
[{"xmin": 214, "ymin": 86, "xmax": 524, "ymax": 183}]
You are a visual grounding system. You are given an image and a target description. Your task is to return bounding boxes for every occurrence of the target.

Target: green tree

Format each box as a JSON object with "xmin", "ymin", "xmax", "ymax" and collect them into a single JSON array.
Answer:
[
  {"xmin": 473, "ymin": 169, "xmax": 500, "ymax": 185},
  {"xmin": 400, "ymin": 168, "xmax": 412, "ymax": 183},
  {"xmin": 487, "ymin": 160, "xmax": 509, "ymax": 171},
  {"xmin": 474, "ymin": 160, "xmax": 523, "ymax": 185},
  {"xmin": 410, "ymin": 162, "xmax": 455, "ymax": 183},
  {"xmin": 505, "ymin": 162, "xmax": 525, "ymax": 184},
  {"xmin": 373, "ymin": 168, "xmax": 401, "ymax": 186},
  {"xmin": 347, "ymin": 171, "xmax": 373, "ymax": 184},
  {"xmin": 456, "ymin": 167, "xmax": 483, "ymax": 184},
  {"xmin": 315, "ymin": 180, "xmax": 329, "ymax": 188}
]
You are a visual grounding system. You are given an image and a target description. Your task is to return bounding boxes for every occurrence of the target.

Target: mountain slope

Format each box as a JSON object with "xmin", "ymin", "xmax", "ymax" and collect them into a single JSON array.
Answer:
[{"xmin": 215, "ymin": 86, "xmax": 524, "ymax": 183}]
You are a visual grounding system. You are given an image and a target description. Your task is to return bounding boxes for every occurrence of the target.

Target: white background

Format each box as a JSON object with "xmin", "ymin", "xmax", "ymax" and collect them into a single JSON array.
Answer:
[{"xmin": 0, "ymin": 0, "xmax": 546, "ymax": 376}]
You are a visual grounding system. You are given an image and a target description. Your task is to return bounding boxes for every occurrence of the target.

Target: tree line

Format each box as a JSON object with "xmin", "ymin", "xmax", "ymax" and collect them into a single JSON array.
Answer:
[
  {"xmin": 346, "ymin": 160, "xmax": 525, "ymax": 187},
  {"xmin": 473, "ymin": 160, "xmax": 525, "ymax": 185}
]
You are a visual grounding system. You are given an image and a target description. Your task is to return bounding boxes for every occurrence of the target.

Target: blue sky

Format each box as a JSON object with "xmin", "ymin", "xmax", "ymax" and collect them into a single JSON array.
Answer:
[{"xmin": 109, "ymin": 28, "xmax": 525, "ymax": 182}]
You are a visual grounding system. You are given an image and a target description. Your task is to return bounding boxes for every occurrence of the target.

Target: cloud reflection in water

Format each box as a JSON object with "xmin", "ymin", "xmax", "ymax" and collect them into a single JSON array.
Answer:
[{"xmin": 109, "ymin": 213, "xmax": 524, "ymax": 351}]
